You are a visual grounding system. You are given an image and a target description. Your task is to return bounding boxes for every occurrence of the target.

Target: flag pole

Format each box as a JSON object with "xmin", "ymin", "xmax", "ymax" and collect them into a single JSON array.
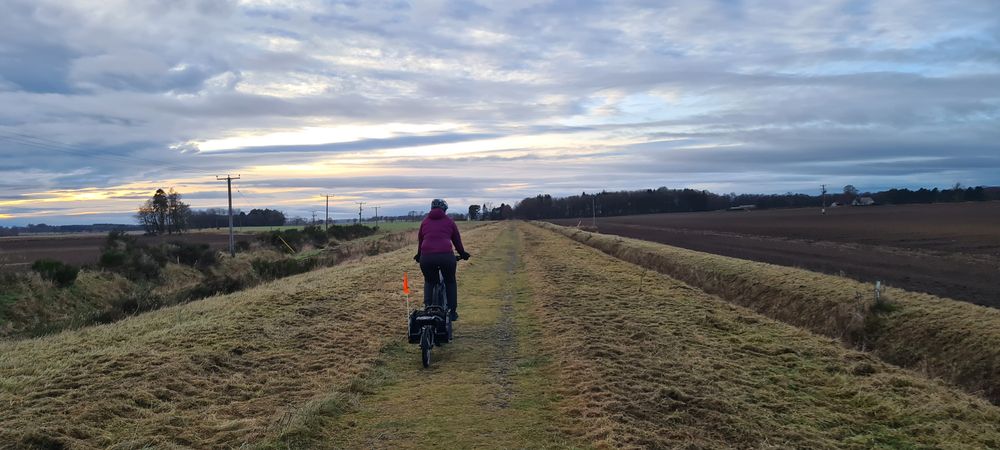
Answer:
[{"xmin": 403, "ymin": 272, "xmax": 411, "ymax": 333}]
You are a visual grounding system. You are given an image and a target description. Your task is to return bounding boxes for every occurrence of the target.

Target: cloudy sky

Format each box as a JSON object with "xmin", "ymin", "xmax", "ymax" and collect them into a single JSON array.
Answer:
[{"xmin": 1, "ymin": 0, "xmax": 998, "ymax": 225}]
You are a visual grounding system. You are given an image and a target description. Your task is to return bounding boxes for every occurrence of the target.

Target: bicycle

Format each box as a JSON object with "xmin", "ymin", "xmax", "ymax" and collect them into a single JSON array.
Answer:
[{"xmin": 408, "ymin": 255, "xmax": 461, "ymax": 368}]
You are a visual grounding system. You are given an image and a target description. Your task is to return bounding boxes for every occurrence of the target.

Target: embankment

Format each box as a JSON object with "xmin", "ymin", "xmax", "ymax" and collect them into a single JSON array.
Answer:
[
  {"xmin": 533, "ymin": 221, "xmax": 1000, "ymax": 404},
  {"xmin": 520, "ymin": 223, "xmax": 1000, "ymax": 448},
  {"xmin": 0, "ymin": 224, "xmax": 497, "ymax": 448}
]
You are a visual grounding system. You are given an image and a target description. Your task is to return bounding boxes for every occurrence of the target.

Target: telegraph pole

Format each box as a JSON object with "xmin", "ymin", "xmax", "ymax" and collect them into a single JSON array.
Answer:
[
  {"xmin": 356, "ymin": 202, "xmax": 366, "ymax": 224},
  {"xmin": 373, "ymin": 205, "xmax": 380, "ymax": 227},
  {"xmin": 821, "ymin": 184, "xmax": 828, "ymax": 215},
  {"xmin": 324, "ymin": 194, "xmax": 334, "ymax": 230},
  {"xmin": 592, "ymin": 194, "xmax": 598, "ymax": 227},
  {"xmin": 216, "ymin": 174, "xmax": 241, "ymax": 257},
  {"xmin": 311, "ymin": 210, "xmax": 317, "ymax": 226}
]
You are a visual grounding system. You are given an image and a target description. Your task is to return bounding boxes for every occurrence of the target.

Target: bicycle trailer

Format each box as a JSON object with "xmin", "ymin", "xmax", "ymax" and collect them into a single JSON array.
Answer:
[{"xmin": 408, "ymin": 305, "xmax": 452, "ymax": 345}]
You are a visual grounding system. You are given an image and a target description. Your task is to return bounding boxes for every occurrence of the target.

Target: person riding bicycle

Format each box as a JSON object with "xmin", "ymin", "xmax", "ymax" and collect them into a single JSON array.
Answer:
[{"xmin": 414, "ymin": 198, "xmax": 470, "ymax": 321}]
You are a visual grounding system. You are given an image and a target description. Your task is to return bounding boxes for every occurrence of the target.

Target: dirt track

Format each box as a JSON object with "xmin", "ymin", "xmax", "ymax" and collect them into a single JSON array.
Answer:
[
  {"xmin": 0, "ymin": 233, "xmax": 254, "ymax": 269},
  {"xmin": 552, "ymin": 202, "xmax": 1000, "ymax": 308}
]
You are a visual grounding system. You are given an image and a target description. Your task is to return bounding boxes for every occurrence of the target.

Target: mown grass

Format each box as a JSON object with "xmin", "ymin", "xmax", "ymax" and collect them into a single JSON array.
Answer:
[
  {"xmin": 262, "ymin": 223, "xmax": 579, "ymax": 449},
  {"xmin": 520, "ymin": 223, "xmax": 1000, "ymax": 449},
  {"xmin": 0, "ymin": 225, "xmax": 498, "ymax": 448},
  {"xmin": 534, "ymin": 221, "xmax": 1000, "ymax": 405}
]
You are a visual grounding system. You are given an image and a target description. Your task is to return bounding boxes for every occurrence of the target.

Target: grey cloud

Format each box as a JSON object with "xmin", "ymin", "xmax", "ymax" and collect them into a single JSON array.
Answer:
[
  {"xmin": 2, "ymin": 0, "xmax": 1000, "ymax": 223},
  {"xmin": 206, "ymin": 132, "xmax": 500, "ymax": 155}
]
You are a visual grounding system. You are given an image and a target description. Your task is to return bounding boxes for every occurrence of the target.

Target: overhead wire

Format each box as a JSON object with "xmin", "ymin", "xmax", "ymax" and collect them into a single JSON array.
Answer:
[{"xmin": 0, "ymin": 132, "xmax": 211, "ymax": 175}]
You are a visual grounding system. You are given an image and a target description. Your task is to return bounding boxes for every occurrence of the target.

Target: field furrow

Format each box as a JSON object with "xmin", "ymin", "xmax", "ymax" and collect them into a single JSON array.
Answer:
[{"xmin": 519, "ymin": 223, "xmax": 1000, "ymax": 449}]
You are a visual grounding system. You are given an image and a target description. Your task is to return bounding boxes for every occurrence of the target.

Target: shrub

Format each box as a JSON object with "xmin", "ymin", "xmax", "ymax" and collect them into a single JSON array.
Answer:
[
  {"xmin": 166, "ymin": 241, "xmax": 211, "ymax": 266},
  {"xmin": 252, "ymin": 257, "xmax": 316, "ymax": 280},
  {"xmin": 105, "ymin": 229, "xmax": 135, "ymax": 248},
  {"xmin": 302, "ymin": 225, "xmax": 329, "ymax": 247},
  {"xmin": 30, "ymin": 259, "xmax": 79, "ymax": 288},
  {"xmin": 262, "ymin": 227, "xmax": 330, "ymax": 252},
  {"xmin": 262, "ymin": 229, "xmax": 303, "ymax": 252},
  {"xmin": 99, "ymin": 250, "xmax": 127, "ymax": 268},
  {"xmin": 328, "ymin": 224, "xmax": 377, "ymax": 241},
  {"xmin": 99, "ymin": 230, "xmax": 163, "ymax": 280}
]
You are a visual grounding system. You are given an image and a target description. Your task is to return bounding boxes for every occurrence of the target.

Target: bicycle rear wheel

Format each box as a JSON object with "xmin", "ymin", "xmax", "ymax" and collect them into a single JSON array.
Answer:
[{"xmin": 420, "ymin": 326, "xmax": 433, "ymax": 368}]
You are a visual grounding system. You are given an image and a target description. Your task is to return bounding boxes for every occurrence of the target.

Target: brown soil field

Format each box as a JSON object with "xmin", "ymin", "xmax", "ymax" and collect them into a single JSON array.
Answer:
[
  {"xmin": 0, "ymin": 233, "xmax": 255, "ymax": 269},
  {"xmin": 552, "ymin": 202, "xmax": 1000, "ymax": 307}
]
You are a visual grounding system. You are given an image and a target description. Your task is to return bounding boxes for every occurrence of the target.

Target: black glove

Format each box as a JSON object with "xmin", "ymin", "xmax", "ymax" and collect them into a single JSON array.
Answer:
[
  {"xmin": 413, "ymin": 252, "xmax": 421, "ymax": 263},
  {"xmin": 459, "ymin": 251, "xmax": 471, "ymax": 260}
]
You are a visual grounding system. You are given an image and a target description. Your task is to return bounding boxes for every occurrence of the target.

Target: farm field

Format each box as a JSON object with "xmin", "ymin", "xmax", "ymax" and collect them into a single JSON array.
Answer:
[
  {"xmin": 3, "ymin": 222, "xmax": 999, "ymax": 448},
  {"xmin": 552, "ymin": 201, "xmax": 1000, "ymax": 307},
  {"xmin": 0, "ymin": 233, "xmax": 255, "ymax": 270},
  {"xmin": 0, "ymin": 222, "xmax": 426, "ymax": 270},
  {"xmin": 190, "ymin": 221, "xmax": 423, "ymax": 235}
]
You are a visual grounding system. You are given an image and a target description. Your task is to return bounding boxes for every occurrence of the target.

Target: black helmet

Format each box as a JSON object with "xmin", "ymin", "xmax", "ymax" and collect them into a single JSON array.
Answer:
[{"xmin": 431, "ymin": 198, "xmax": 448, "ymax": 211}]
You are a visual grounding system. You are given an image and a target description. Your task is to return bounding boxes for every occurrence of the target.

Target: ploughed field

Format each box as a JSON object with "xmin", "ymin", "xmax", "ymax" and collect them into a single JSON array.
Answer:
[
  {"xmin": 3, "ymin": 222, "xmax": 999, "ymax": 449},
  {"xmin": 551, "ymin": 201, "xmax": 1000, "ymax": 307},
  {"xmin": 0, "ymin": 232, "xmax": 255, "ymax": 269}
]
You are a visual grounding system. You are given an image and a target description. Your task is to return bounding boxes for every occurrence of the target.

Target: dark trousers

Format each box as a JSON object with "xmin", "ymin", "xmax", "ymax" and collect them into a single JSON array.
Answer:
[{"xmin": 420, "ymin": 252, "xmax": 457, "ymax": 311}]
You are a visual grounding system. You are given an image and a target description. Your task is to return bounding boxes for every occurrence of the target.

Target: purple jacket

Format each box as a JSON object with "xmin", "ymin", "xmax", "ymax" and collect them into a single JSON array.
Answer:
[{"xmin": 419, "ymin": 208, "xmax": 465, "ymax": 254}]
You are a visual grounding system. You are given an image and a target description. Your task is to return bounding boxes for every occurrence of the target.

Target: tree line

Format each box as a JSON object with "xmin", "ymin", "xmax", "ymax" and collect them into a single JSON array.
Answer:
[
  {"xmin": 188, "ymin": 208, "xmax": 286, "ymax": 229},
  {"xmin": 134, "ymin": 189, "xmax": 287, "ymax": 235},
  {"xmin": 466, "ymin": 203, "xmax": 514, "ymax": 221},
  {"xmin": 512, "ymin": 185, "xmax": 1000, "ymax": 220}
]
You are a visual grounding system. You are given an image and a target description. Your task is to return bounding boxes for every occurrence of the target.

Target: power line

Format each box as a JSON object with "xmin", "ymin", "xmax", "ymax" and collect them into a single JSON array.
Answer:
[
  {"xmin": 2, "ymin": 132, "xmax": 207, "ymax": 172},
  {"xmin": 0, "ymin": 132, "xmax": 210, "ymax": 174}
]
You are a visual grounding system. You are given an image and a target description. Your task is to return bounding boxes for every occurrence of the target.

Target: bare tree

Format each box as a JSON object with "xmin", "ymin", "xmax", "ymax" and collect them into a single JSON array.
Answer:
[
  {"xmin": 166, "ymin": 188, "xmax": 191, "ymax": 234},
  {"xmin": 136, "ymin": 188, "xmax": 191, "ymax": 235}
]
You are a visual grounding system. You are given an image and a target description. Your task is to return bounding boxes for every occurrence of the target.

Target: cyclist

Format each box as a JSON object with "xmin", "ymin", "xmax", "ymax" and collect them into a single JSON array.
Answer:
[{"xmin": 414, "ymin": 198, "xmax": 470, "ymax": 321}]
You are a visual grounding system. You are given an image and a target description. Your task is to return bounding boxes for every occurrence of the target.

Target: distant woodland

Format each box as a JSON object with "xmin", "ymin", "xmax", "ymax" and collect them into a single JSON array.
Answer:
[{"xmin": 512, "ymin": 185, "xmax": 1000, "ymax": 220}]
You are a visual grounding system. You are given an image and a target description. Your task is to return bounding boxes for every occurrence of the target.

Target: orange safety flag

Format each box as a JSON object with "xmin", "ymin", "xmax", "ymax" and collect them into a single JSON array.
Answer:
[{"xmin": 403, "ymin": 272, "xmax": 411, "ymax": 295}]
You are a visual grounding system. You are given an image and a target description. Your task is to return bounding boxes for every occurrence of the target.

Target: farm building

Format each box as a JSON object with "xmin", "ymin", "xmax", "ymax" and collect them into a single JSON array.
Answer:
[{"xmin": 853, "ymin": 197, "xmax": 875, "ymax": 206}]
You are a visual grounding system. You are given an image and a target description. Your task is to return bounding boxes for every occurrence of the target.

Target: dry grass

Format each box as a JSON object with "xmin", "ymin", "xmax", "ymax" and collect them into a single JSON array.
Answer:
[
  {"xmin": 519, "ymin": 223, "xmax": 1000, "ymax": 449},
  {"xmin": 0, "ymin": 225, "xmax": 498, "ymax": 448},
  {"xmin": 0, "ymin": 227, "xmax": 432, "ymax": 340},
  {"xmin": 534, "ymin": 221, "xmax": 1000, "ymax": 404},
  {"xmin": 0, "ymin": 270, "xmax": 133, "ymax": 337},
  {"xmin": 266, "ymin": 223, "xmax": 578, "ymax": 449}
]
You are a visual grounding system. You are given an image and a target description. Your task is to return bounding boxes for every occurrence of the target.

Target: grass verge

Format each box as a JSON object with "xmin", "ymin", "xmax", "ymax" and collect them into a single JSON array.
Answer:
[
  {"xmin": 520, "ymin": 223, "xmax": 1000, "ymax": 448},
  {"xmin": 533, "ymin": 221, "xmax": 1000, "ymax": 404}
]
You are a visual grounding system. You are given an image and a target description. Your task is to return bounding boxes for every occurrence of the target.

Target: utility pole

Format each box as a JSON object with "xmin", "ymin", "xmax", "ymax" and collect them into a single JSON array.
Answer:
[
  {"xmin": 216, "ymin": 174, "xmax": 241, "ymax": 257},
  {"xmin": 592, "ymin": 194, "xmax": 598, "ymax": 227},
  {"xmin": 356, "ymin": 202, "xmax": 366, "ymax": 224},
  {"xmin": 821, "ymin": 184, "xmax": 828, "ymax": 215},
  {"xmin": 311, "ymin": 210, "xmax": 317, "ymax": 226},
  {"xmin": 324, "ymin": 194, "xmax": 334, "ymax": 230},
  {"xmin": 373, "ymin": 205, "xmax": 380, "ymax": 227}
]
